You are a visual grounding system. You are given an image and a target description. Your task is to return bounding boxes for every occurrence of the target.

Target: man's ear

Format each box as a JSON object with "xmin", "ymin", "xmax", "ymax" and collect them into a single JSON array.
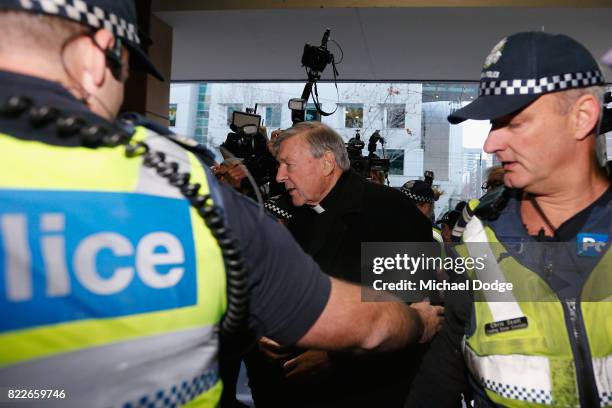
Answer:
[
  {"xmin": 572, "ymin": 93, "xmax": 601, "ymax": 141},
  {"xmin": 80, "ymin": 29, "xmax": 114, "ymax": 92},
  {"xmin": 322, "ymin": 151, "xmax": 336, "ymax": 175}
]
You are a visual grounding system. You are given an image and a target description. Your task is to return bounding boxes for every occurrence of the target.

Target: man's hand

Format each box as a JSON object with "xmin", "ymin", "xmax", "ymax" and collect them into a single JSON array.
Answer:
[
  {"xmin": 225, "ymin": 163, "xmax": 248, "ymax": 187},
  {"xmin": 258, "ymin": 337, "xmax": 290, "ymax": 362},
  {"xmin": 283, "ymin": 350, "xmax": 331, "ymax": 382},
  {"xmin": 410, "ymin": 301, "xmax": 444, "ymax": 343},
  {"xmin": 212, "ymin": 161, "xmax": 247, "ymax": 189}
]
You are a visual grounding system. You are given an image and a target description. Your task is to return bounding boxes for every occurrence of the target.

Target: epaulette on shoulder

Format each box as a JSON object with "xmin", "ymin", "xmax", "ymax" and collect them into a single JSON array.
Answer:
[
  {"xmin": 164, "ymin": 134, "xmax": 217, "ymax": 167},
  {"xmin": 473, "ymin": 186, "xmax": 511, "ymax": 220},
  {"xmin": 118, "ymin": 112, "xmax": 216, "ymax": 167},
  {"xmin": 118, "ymin": 111, "xmax": 172, "ymax": 135}
]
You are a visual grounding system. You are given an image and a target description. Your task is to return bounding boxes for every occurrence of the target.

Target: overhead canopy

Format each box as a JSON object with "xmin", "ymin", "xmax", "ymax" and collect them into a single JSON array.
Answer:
[{"xmin": 154, "ymin": 4, "xmax": 612, "ymax": 82}]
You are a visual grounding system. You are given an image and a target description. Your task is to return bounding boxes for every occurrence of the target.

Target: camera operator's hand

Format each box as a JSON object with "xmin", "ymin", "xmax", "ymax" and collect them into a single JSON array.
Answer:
[
  {"xmin": 410, "ymin": 300, "xmax": 444, "ymax": 343},
  {"xmin": 268, "ymin": 129, "xmax": 282, "ymax": 153},
  {"xmin": 226, "ymin": 162, "xmax": 248, "ymax": 187},
  {"xmin": 213, "ymin": 161, "xmax": 247, "ymax": 189}
]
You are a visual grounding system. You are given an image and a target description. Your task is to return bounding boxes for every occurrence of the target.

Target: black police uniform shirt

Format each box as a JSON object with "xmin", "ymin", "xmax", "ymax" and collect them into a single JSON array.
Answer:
[
  {"xmin": 405, "ymin": 186, "xmax": 612, "ymax": 408},
  {"xmin": 0, "ymin": 70, "xmax": 330, "ymax": 345}
]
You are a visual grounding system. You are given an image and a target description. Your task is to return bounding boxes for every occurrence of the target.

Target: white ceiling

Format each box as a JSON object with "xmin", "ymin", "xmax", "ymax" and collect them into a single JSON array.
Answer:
[{"xmin": 156, "ymin": 7, "xmax": 612, "ymax": 82}]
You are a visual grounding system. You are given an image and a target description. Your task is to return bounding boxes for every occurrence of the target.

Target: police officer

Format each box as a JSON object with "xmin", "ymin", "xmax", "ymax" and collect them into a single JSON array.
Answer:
[
  {"xmin": 0, "ymin": 1, "xmax": 443, "ymax": 407},
  {"xmin": 407, "ymin": 32, "xmax": 611, "ymax": 407},
  {"xmin": 400, "ymin": 180, "xmax": 442, "ymax": 242}
]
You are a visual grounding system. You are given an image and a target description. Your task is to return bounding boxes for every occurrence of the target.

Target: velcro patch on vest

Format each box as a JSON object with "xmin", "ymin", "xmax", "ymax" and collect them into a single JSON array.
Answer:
[
  {"xmin": 485, "ymin": 316, "xmax": 528, "ymax": 335},
  {"xmin": 576, "ymin": 233, "xmax": 608, "ymax": 257}
]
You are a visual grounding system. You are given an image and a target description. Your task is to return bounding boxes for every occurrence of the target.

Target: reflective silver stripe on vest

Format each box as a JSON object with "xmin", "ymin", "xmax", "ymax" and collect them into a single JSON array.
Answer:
[
  {"xmin": 432, "ymin": 228, "xmax": 443, "ymax": 243},
  {"xmin": 463, "ymin": 216, "xmax": 525, "ymax": 322},
  {"xmin": 0, "ymin": 325, "xmax": 219, "ymax": 408},
  {"xmin": 135, "ymin": 130, "xmax": 191, "ymax": 199},
  {"xmin": 464, "ymin": 340, "xmax": 553, "ymax": 405},
  {"xmin": 594, "ymin": 356, "xmax": 612, "ymax": 407}
]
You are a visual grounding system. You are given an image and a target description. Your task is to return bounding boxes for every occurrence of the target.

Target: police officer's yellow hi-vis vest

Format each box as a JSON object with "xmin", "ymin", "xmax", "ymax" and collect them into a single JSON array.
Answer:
[
  {"xmin": 460, "ymin": 215, "xmax": 612, "ymax": 408},
  {"xmin": 0, "ymin": 126, "xmax": 227, "ymax": 407}
]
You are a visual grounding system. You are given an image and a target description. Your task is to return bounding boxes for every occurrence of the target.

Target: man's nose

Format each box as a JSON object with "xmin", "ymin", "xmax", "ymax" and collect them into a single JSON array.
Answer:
[
  {"xmin": 483, "ymin": 128, "xmax": 506, "ymax": 154},
  {"xmin": 276, "ymin": 164, "xmax": 287, "ymax": 183}
]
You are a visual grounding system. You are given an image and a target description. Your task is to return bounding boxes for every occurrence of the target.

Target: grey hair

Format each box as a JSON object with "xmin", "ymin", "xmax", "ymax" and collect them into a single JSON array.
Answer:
[
  {"xmin": 272, "ymin": 121, "xmax": 351, "ymax": 171},
  {"xmin": 554, "ymin": 85, "xmax": 605, "ymax": 115}
]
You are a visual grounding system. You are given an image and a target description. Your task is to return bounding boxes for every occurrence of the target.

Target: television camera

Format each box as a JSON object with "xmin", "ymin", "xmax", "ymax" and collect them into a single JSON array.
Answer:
[
  {"xmin": 289, "ymin": 29, "xmax": 341, "ymax": 124},
  {"xmin": 346, "ymin": 130, "xmax": 390, "ymax": 180},
  {"xmin": 220, "ymin": 110, "xmax": 277, "ymax": 188}
]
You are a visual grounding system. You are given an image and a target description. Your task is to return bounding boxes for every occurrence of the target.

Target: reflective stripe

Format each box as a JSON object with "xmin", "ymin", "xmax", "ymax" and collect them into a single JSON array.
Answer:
[
  {"xmin": 123, "ymin": 367, "xmax": 220, "ymax": 408},
  {"xmin": 464, "ymin": 341, "xmax": 553, "ymax": 405},
  {"xmin": 594, "ymin": 356, "xmax": 612, "ymax": 407},
  {"xmin": 432, "ymin": 228, "xmax": 443, "ymax": 243},
  {"xmin": 135, "ymin": 128, "xmax": 191, "ymax": 199},
  {"xmin": 0, "ymin": 325, "xmax": 218, "ymax": 408},
  {"xmin": 464, "ymin": 217, "xmax": 524, "ymax": 322}
]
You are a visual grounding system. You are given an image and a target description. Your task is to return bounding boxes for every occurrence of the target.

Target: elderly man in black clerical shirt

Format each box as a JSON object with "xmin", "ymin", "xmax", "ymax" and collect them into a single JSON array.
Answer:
[{"xmin": 244, "ymin": 121, "xmax": 434, "ymax": 408}]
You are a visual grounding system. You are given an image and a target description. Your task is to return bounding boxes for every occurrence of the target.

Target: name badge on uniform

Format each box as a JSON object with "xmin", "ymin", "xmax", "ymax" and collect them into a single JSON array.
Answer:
[
  {"xmin": 485, "ymin": 316, "xmax": 528, "ymax": 335},
  {"xmin": 577, "ymin": 233, "xmax": 609, "ymax": 257}
]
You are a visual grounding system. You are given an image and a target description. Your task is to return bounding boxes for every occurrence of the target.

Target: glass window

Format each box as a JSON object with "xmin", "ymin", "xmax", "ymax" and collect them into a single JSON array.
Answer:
[
  {"xmin": 265, "ymin": 105, "xmax": 281, "ymax": 128},
  {"xmin": 422, "ymin": 83, "xmax": 477, "ymax": 103},
  {"xmin": 168, "ymin": 104, "xmax": 177, "ymax": 127},
  {"xmin": 386, "ymin": 104, "xmax": 405, "ymax": 128},
  {"xmin": 305, "ymin": 103, "xmax": 321, "ymax": 122},
  {"xmin": 344, "ymin": 104, "xmax": 363, "ymax": 128},
  {"xmin": 377, "ymin": 149, "xmax": 404, "ymax": 175},
  {"xmin": 226, "ymin": 104, "xmax": 243, "ymax": 126}
]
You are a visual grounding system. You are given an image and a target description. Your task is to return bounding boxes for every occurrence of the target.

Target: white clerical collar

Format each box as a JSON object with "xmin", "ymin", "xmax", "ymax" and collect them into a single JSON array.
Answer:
[{"xmin": 310, "ymin": 204, "xmax": 325, "ymax": 214}]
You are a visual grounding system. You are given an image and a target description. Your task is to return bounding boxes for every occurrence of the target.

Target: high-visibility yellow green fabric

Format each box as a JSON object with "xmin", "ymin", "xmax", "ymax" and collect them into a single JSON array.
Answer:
[{"xmin": 0, "ymin": 126, "xmax": 227, "ymax": 407}]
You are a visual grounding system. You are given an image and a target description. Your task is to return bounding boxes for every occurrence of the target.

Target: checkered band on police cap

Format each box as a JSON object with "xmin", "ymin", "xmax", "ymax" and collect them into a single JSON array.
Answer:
[
  {"xmin": 479, "ymin": 70, "xmax": 603, "ymax": 97},
  {"xmin": 264, "ymin": 200, "xmax": 293, "ymax": 220},
  {"xmin": 17, "ymin": 0, "xmax": 140, "ymax": 44},
  {"xmin": 448, "ymin": 31, "xmax": 606, "ymax": 124},
  {"xmin": 400, "ymin": 180, "xmax": 435, "ymax": 204}
]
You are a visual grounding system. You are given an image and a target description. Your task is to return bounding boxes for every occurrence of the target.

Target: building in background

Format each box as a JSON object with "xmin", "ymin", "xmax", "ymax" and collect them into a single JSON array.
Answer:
[
  {"xmin": 169, "ymin": 81, "xmax": 504, "ymax": 217},
  {"xmin": 421, "ymin": 100, "xmax": 464, "ymax": 214},
  {"xmin": 462, "ymin": 148, "xmax": 494, "ymax": 201}
]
